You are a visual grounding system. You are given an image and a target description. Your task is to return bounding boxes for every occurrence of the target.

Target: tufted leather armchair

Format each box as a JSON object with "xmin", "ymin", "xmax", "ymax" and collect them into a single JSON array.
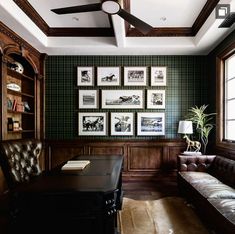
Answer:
[{"xmin": 0, "ymin": 139, "xmax": 42, "ymax": 189}]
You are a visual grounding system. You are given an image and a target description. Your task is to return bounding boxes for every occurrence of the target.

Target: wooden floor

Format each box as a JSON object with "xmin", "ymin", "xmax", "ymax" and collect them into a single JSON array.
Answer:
[
  {"xmin": 123, "ymin": 177, "xmax": 217, "ymax": 234},
  {"xmin": 123, "ymin": 176, "xmax": 179, "ymax": 200}
]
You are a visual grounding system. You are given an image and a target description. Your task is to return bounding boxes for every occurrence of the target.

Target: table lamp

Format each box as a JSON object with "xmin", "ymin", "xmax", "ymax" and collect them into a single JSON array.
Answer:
[
  {"xmin": 178, "ymin": 120, "xmax": 201, "ymax": 155},
  {"xmin": 178, "ymin": 120, "xmax": 193, "ymax": 136}
]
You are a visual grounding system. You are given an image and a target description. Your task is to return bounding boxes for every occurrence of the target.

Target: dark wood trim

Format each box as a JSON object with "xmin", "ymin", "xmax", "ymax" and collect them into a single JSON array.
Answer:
[
  {"xmin": 192, "ymin": 0, "xmax": 220, "ymax": 35},
  {"xmin": 45, "ymin": 139, "xmax": 186, "ymax": 180},
  {"xmin": 126, "ymin": 0, "xmax": 219, "ymax": 37},
  {"xmin": 13, "ymin": 0, "xmax": 49, "ymax": 35},
  {"xmin": 0, "ymin": 22, "xmax": 40, "ymax": 58},
  {"xmin": 13, "ymin": 0, "xmax": 219, "ymax": 37},
  {"xmin": 215, "ymin": 41, "xmax": 235, "ymax": 152},
  {"xmin": 47, "ymin": 28, "xmax": 114, "ymax": 37},
  {"xmin": 126, "ymin": 28, "xmax": 193, "ymax": 37}
]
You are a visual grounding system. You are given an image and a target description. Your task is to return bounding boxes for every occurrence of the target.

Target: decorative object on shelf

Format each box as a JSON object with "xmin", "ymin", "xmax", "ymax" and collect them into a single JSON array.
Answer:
[
  {"xmin": 7, "ymin": 83, "xmax": 21, "ymax": 92},
  {"xmin": 97, "ymin": 66, "xmax": 121, "ymax": 86},
  {"xmin": 101, "ymin": 89, "xmax": 144, "ymax": 109},
  {"xmin": 147, "ymin": 89, "xmax": 165, "ymax": 109},
  {"xmin": 110, "ymin": 112, "xmax": 134, "ymax": 136},
  {"xmin": 151, "ymin": 66, "xmax": 167, "ymax": 86},
  {"xmin": 7, "ymin": 98, "xmax": 13, "ymax": 110},
  {"xmin": 77, "ymin": 66, "xmax": 94, "ymax": 86},
  {"xmin": 78, "ymin": 89, "xmax": 98, "ymax": 109},
  {"xmin": 13, "ymin": 121, "xmax": 20, "ymax": 131},
  {"xmin": 137, "ymin": 112, "xmax": 165, "ymax": 136},
  {"xmin": 9, "ymin": 61, "xmax": 24, "ymax": 74},
  {"xmin": 23, "ymin": 102, "xmax": 31, "ymax": 111},
  {"xmin": 186, "ymin": 105, "xmax": 216, "ymax": 154},
  {"xmin": 7, "ymin": 118, "xmax": 13, "ymax": 131},
  {"xmin": 124, "ymin": 67, "xmax": 147, "ymax": 86},
  {"xmin": 78, "ymin": 112, "xmax": 107, "ymax": 136},
  {"xmin": 178, "ymin": 120, "xmax": 201, "ymax": 155}
]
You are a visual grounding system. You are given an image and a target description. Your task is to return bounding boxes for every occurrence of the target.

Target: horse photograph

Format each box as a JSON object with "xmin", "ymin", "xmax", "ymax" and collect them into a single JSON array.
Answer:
[{"xmin": 97, "ymin": 67, "xmax": 120, "ymax": 86}]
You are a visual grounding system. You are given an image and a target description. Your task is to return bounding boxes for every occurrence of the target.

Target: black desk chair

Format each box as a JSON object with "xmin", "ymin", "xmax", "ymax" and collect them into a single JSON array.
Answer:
[{"xmin": 0, "ymin": 139, "xmax": 42, "ymax": 233}]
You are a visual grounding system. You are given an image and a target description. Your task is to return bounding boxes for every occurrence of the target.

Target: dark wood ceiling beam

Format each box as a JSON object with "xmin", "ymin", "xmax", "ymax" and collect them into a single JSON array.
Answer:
[
  {"xmin": 47, "ymin": 28, "xmax": 114, "ymax": 37},
  {"xmin": 13, "ymin": 0, "xmax": 49, "ymax": 35},
  {"xmin": 127, "ymin": 27, "xmax": 193, "ymax": 37},
  {"xmin": 192, "ymin": 0, "xmax": 220, "ymax": 35}
]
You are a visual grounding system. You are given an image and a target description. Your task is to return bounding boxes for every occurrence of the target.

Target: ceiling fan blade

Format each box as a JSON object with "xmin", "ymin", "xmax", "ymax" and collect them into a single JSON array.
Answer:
[
  {"xmin": 118, "ymin": 9, "xmax": 153, "ymax": 35},
  {"xmin": 51, "ymin": 3, "xmax": 101, "ymax": 15},
  {"xmin": 219, "ymin": 12, "xmax": 235, "ymax": 28}
]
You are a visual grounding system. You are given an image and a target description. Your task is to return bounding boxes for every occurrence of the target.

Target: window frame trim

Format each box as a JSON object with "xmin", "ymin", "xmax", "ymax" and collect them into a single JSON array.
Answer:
[{"xmin": 216, "ymin": 41, "xmax": 235, "ymax": 149}]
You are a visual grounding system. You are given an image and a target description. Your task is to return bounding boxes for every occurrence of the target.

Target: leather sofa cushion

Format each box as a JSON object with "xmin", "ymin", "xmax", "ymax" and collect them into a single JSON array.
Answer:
[
  {"xmin": 193, "ymin": 183, "xmax": 235, "ymax": 199},
  {"xmin": 208, "ymin": 199, "xmax": 235, "ymax": 225},
  {"xmin": 179, "ymin": 171, "xmax": 222, "ymax": 185},
  {"xmin": 209, "ymin": 156, "xmax": 235, "ymax": 188}
]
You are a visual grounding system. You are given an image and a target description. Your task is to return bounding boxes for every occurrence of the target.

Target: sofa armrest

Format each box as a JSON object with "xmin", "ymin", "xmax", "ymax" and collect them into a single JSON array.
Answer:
[{"xmin": 177, "ymin": 155, "xmax": 216, "ymax": 172}]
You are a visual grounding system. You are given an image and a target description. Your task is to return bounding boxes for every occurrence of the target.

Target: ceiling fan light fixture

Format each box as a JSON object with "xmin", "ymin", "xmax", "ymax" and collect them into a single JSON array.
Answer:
[{"xmin": 101, "ymin": 1, "xmax": 121, "ymax": 15}]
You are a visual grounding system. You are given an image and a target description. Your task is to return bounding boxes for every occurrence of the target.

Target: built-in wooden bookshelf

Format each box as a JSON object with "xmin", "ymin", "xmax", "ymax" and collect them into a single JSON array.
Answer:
[
  {"xmin": 0, "ymin": 23, "xmax": 45, "ymax": 141},
  {"xmin": 4, "ymin": 57, "xmax": 36, "ymax": 140}
]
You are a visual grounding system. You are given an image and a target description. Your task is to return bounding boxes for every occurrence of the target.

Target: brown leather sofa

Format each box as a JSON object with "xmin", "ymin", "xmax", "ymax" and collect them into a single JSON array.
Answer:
[{"xmin": 177, "ymin": 155, "xmax": 235, "ymax": 234}]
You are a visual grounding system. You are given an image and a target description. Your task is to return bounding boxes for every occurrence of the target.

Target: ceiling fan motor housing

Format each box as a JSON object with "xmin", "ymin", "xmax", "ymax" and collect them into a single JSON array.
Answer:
[{"xmin": 101, "ymin": 0, "xmax": 121, "ymax": 15}]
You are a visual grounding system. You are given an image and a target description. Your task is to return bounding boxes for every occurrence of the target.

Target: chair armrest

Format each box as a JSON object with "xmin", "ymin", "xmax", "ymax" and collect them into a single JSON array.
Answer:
[{"xmin": 177, "ymin": 155, "xmax": 216, "ymax": 172}]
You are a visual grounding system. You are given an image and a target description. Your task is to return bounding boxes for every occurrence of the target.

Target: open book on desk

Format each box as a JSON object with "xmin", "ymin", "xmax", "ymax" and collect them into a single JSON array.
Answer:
[{"xmin": 61, "ymin": 160, "xmax": 90, "ymax": 171}]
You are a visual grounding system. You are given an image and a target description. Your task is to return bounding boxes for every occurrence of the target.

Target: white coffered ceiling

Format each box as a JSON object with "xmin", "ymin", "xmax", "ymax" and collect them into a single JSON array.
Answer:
[{"xmin": 0, "ymin": 0, "xmax": 235, "ymax": 55}]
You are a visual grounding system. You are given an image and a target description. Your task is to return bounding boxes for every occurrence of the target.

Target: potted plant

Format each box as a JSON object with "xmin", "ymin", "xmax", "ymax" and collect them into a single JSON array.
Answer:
[{"xmin": 186, "ymin": 104, "xmax": 216, "ymax": 154}]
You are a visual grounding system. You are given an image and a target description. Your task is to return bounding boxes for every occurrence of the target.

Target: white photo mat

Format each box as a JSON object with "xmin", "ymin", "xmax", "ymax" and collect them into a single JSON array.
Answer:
[
  {"xmin": 78, "ymin": 112, "xmax": 107, "ymax": 136},
  {"xmin": 124, "ymin": 67, "xmax": 147, "ymax": 86},
  {"xmin": 97, "ymin": 67, "xmax": 121, "ymax": 86},
  {"xmin": 151, "ymin": 66, "xmax": 167, "ymax": 86},
  {"xmin": 78, "ymin": 89, "xmax": 98, "ymax": 109},
  {"xmin": 77, "ymin": 66, "xmax": 94, "ymax": 86},
  {"xmin": 137, "ymin": 112, "xmax": 165, "ymax": 136},
  {"xmin": 110, "ymin": 112, "xmax": 134, "ymax": 136},
  {"xmin": 101, "ymin": 89, "xmax": 144, "ymax": 109},
  {"xmin": 147, "ymin": 90, "xmax": 165, "ymax": 109}
]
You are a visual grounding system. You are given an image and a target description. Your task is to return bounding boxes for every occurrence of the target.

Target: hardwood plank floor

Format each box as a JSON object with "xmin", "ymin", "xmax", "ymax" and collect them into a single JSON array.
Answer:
[
  {"xmin": 123, "ymin": 176, "xmax": 179, "ymax": 200},
  {"xmin": 122, "ymin": 177, "xmax": 216, "ymax": 234}
]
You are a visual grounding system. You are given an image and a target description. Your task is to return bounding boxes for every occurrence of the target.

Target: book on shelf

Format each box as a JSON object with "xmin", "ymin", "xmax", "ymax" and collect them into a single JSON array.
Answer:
[{"xmin": 61, "ymin": 160, "xmax": 90, "ymax": 171}]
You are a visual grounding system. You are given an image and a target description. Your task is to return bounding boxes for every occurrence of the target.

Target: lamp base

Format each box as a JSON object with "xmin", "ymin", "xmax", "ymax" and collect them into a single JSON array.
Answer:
[{"xmin": 182, "ymin": 151, "xmax": 202, "ymax": 156}]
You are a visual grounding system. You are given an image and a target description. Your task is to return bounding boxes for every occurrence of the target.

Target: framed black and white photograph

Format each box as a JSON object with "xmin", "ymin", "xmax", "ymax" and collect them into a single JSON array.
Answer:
[
  {"xmin": 124, "ymin": 67, "xmax": 147, "ymax": 86},
  {"xmin": 97, "ymin": 66, "xmax": 121, "ymax": 86},
  {"xmin": 151, "ymin": 66, "xmax": 167, "ymax": 86},
  {"xmin": 137, "ymin": 112, "xmax": 165, "ymax": 136},
  {"xmin": 110, "ymin": 112, "xmax": 134, "ymax": 136},
  {"xmin": 147, "ymin": 90, "xmax": 165, "ymax": 109},
  {"xmin": 78, "ymin": 90, "xmax": 98, "ymax": 109},
  {"xmin": 77, "ymin": 67, "xmax": 94, "ymax": 86},
  {"xmin": 101, "ymin": 90, "xmax": 144, "ymax": 109},
  {"xmin": 78, "ymin": 112, "xmax": 107, "ymax": 136}
]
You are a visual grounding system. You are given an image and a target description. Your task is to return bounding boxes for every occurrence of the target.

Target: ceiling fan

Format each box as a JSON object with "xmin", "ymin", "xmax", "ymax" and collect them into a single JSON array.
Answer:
[
  {"xmin": 219, "ymin": 12, "xmax": 235, "ymax": 28},
  {"xmin": 51, "ymin": 0, "xmax": 153, "ymax": 35}
]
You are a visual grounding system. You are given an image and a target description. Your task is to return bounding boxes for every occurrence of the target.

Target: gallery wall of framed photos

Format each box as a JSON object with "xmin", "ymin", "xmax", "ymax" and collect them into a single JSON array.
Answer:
[
  {"xmin": 77, "ymin": 66, "xmax": 167, "ymax": 137},
  {"xmin": 45, "ymin": 55, "xmax": 208, "ymax": 140}
]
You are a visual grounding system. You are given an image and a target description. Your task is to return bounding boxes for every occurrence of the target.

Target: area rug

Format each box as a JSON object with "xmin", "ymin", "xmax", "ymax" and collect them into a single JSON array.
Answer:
[{"xmin": 118, "ymin": 196, "xmax": 210, "ymax": 234}]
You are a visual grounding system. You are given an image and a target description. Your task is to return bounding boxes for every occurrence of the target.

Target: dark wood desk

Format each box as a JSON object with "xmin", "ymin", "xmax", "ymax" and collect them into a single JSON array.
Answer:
[{"xmin": 12, "ymin": 155, "xmax": 123, "ymax": 234}]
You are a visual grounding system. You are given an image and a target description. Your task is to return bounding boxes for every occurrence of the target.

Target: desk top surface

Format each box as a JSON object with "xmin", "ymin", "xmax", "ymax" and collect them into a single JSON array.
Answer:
[{"xmin": 15, "ymin": 155, "xmax": 123, "ymax": 194}]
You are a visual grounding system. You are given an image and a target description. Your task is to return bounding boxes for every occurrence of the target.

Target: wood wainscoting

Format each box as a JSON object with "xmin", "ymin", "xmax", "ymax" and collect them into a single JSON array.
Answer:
[{"xmin": 45, "ymin": 139, "xmax": 185, "ymax": 181}]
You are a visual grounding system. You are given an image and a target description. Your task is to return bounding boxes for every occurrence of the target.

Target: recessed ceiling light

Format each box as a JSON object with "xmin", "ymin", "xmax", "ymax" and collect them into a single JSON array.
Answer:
[
  {"xmin": 160, "ymin": 17, "xmax": 167, "ymax": 21},
  {"xmin": 72, "ymin": 17, "xmax": 79, "ymax": 21}
]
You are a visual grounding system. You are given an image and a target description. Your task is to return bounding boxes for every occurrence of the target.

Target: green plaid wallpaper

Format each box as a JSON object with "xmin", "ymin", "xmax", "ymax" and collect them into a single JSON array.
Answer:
[{"xmin": 45, "ymin": 56, "xmax": 208, "ymax": 140}]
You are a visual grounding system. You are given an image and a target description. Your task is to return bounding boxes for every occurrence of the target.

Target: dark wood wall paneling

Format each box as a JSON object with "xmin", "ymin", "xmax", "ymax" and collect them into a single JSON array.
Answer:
[{"xmin": 46, "ymin": 139, "xmax": 185, "ymax": 181}]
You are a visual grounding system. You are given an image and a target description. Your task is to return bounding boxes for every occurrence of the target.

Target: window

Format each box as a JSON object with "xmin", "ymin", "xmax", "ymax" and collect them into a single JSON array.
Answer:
[
  {"xmin": 216, "ymin": 42, "xmax": 235, "ymax": 149},
  {"xmin": 224, "ymin": 53, "xmax": 235, "ymax": 142}
]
